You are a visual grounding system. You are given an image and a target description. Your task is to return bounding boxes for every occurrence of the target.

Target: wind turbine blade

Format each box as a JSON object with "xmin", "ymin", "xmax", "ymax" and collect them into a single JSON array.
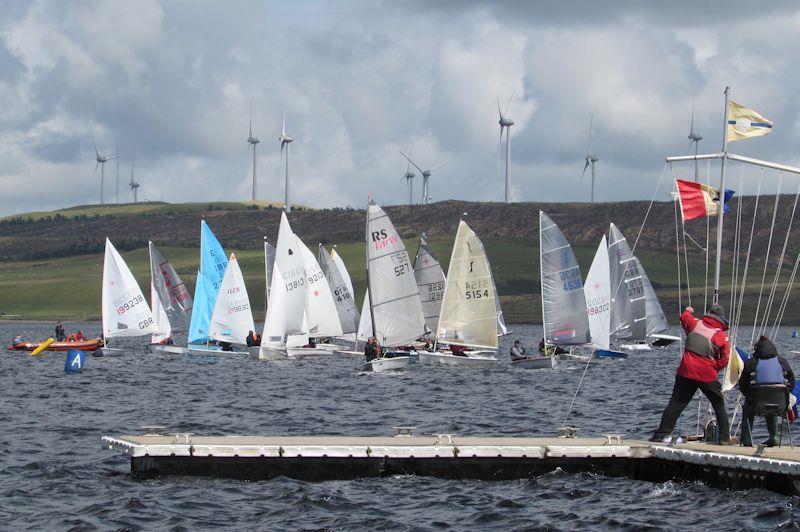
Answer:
[
  {"xmin": 580, "ymin": 159, "xmax": 590, "ymax": 183},
  {"xmin": 405, "ymin": 140, "xmax": 413, "ymax": 174},
  {"xmin": 130, "ymin": 150, "xmax": 136, "ymax": 182},
  {"xmin": 431, "ymin": 157, "xmax": 452, "ymax": 171},
  {"xmin": 586, "ymin": 114, "xmax": 594, "ymax": 155},
  {"xmin": 281, "ymin": 112, "xmax": 286, "ymax": 136},
  {"xmin": 505, "ymin": 91, "xmax": 514, "ymax": 115},
  {"xmin": 249, "ymin": 100, "xmax": 254, "ymax": 138},
  {"xmin": 90, "ymin": 125, "xmax": 100, "ymax": 158},
  {"xmin": 399, "ymin": 150, "xmax": 425, "ymax": 175},
  {"xmin": 497, "ymin": 96, "xmax": 503, "ymax": 119}
]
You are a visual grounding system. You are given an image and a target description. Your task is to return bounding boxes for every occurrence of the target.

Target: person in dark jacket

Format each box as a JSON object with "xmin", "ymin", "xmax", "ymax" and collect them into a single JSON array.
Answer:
[
  {"xmin": 650, "ymin": 305, "xmax": 735, "ymax": 444},
  {"xmin": 364, "ymin": 337, "xmax": 378, "ymax": 362},
  {"xmin": 246, "ymin": 331, "xmax": 258, "ymax": 347},
  {"xmin": 738, "ymin": 336, "xmax": 795, "ymax": 447},
  {"xmin": 54, "ymin": 321, "xmax": 65, "ymax": 342}
]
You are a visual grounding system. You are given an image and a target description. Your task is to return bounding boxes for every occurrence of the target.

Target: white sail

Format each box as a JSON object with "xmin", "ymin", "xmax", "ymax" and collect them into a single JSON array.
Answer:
[
  {"xmin": 296, "ymin": 237, "xmax": 343, "ymax": 337},
  {"xmin": 209, "ymin": 253, "xmax": 255, "ymax": 344},
  {"xmin": 414, "ymin": 236, "xmax": 446, "ymax": 333},
  {"xmin": 150, "ymin": 284, "xmax": 171, "ymax": 343},
  {"xmin": 636, "ymin": 257, "xmax": 670, "ymax": 335},
  {"xmin": 437, "ymin": 220, "xmax": 498, "ymax": 349},
  {"xmin": 356, "ymin": 289, "xmax": 371, "ymax": 343},
  {"xmin": 261, "ymin": 213, "xmax": 306, "ymax": 347},
  {"xmin": 149, "ymin": 241, "xmax": 193, "ymax": 343},
  {"xmin": 608, "ymin": 223, "xmax": 647, "ymax": 341},
  {"xmin": 331, "ymin": 248, "xmax": 355, "ymax": 294},
  {"xmin": 584, "ymin": 236, "xmax": 612, "ymax": 350},
  {"xmin": 539, "ymin": 211, "xmax": 591, "ymax": 345},
  {"xmin": 319, "ymin": 245, "xmax": 360, "ymax": 334},
  {"xmin": 264, "ymin": 240, "xmax": 275, "ymax": 309},
  {"xmin": 102, "ymin": 238, "xmax": 156, "ymax": 339},
  {"xmin": 494, "ymin": 286, "xmax": 509, "ymax": 335},
  {"xmin": 366, "ymin": 200, "xmax": 425, "ymax": 346}
]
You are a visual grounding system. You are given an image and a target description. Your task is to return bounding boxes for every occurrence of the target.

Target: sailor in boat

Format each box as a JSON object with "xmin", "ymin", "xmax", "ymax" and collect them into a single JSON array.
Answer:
[
  {"xmin": 510, "ymin": 340, "xmax": 528, "ymax": 361},
  {"xmin": 364, "ymin": 337, "xmax": 379, "ymax": 362},
  {"xmin": 54, "ymin": 321, "xmax": 65, "ymax": 341},
  {"xmin": 449, "ymin": 344, "xmax": 468, "ymax": 357},
  {"xmin": 246, "ymin": 331, "xmax": 259, "ymax": 347},
  {"xmin": 537, "ymin": 338, "xmax": 565, "ymax": 356},
  {"xmin": 738, "ymin": 336, "xmax": 795, "ymax": 447},
  {"xmin": 650, "ymin": 305, "xmax": 736, "ymax": 444}
]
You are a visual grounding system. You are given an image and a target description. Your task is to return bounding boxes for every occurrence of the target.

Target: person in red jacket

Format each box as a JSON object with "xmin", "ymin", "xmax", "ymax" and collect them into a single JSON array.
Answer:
[{"xmin": 650, "ymin": 304, "xmax": 735, "ymax": 444}]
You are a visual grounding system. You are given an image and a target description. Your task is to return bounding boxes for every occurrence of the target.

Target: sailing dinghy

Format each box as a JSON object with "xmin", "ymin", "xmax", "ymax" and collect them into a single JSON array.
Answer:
[
  {"xmin": 187, "ymin": 221, "xmax": 230, "ymax": 353},
  {"xmin": 413, "ymin": 235, "xmax": 446, "ymax": 336},
  {"xmin": 582, "ymin": 235, "xmax": 620, "ymax": 360},
  {"xmin": 148, "ymin": 242, "xmax": 192, "ymax": 354},
  {"xmin": 362, "ymin": 199, "xmax": 425, "ymax": 372},
  {"xmin": 99, "ymin": 238, "xmax": 157, "ymax": 356},
  {"xmin": 317, "ymin": 244, "xmax": 360, "ymax": 351},
  {"xmin": 418, "ymin": 220, "xmax": 500, "ymax": 368}
]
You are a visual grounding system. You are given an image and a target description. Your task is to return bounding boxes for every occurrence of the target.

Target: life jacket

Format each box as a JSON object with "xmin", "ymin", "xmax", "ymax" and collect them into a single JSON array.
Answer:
[
  {"xmin": 684, "ymin": 319, "xmax": 721, "ymax": 359},
  {"xmin": 754, "ymin": 356, "xmax": 785, "ymax": 386}
]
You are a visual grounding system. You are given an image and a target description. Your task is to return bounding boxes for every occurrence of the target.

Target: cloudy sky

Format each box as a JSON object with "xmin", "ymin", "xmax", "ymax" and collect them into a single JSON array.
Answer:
[{"xmin": 1, "ymin": 0, "xmax": 799, "ymax": 216}]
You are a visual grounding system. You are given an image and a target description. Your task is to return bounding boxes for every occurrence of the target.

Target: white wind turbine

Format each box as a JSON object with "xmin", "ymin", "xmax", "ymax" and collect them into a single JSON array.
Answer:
[
  {"xmin": 278, "ymin": 112, "xmax": 293, "ymax": 213},
  {"xmin": 688, "ymin": 92, "xmax": 703, "ymax": 182},
  {"xmin": 401, "ymin": 141, "xmax": 415, "ymax": 205},
  {"xmin": 128, "ymin": 151, "xmax": 140, "ymax": 203},
  {"xmin": 399, "ymin": 150, "xmax": 451, "ymax": 205},
  {"xmin": 498, "ymin": 95, "xmax": 514, "ymax": 203},
  {"xmin": 247, "ymin": 101, "xmax": 260, "ymax": 201},
  {"xmin": 580, "ymin": 114, "xmax": 599, "ymax": 203},
  {"xmin": 91, "ymin": 126, "xmax": 116, "ymax": 205}
]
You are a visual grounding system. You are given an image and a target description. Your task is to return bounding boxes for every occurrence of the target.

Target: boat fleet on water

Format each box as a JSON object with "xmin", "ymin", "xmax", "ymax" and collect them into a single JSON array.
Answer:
[{"xmin": 8, "ymin": 198, "xmax": 679, "ymax": 371}]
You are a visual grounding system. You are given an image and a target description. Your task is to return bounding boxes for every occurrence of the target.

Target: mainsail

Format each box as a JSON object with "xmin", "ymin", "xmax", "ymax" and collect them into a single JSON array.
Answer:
[
  {"xmin": 102, "ymin": 238, "xmax": 156, "ymax": 339},
  {"xmin": 261, "ymin": 212, "xmax": 306, "ymax": 347},
  {"xmin": 188, "ymin": 220, "xmax": 228, "ymax": 343},
  {"xmin": 584, "ymin": 236, "xmax": 612, "ymax": 350},
  {"xmin": 295, "ymin": 237, "xmax": 343, "ymax": 337},
  {"xmin": 356, "ymin": 289, "xmax": 371, "ymax": 343},
  {"xmin": 636, "ymin": 256, "xmax": 669, "ymax": 335},
  {"xmin": 319, "ymin": 245, "xmax": 360, "ymax": 334},
  {"xmin": 608, "ymin": 223, "xmax": 646, "ymax": 341},
  {"xmin": 436, "ymin": 220, "xmax": 498, "ymax": 349},
  {"xmin": 208, "ymin": 253, "xmax": 255, "ymax": 344},
  {"xmin": 149, "ymin": 241, "xmax": 192, "ymax": 343},
  {"xmin": 413, "ymin": 236, "xmax": 446, "ymax": 333},
  {"xmin": 264, "ymin": 240, "xmax": 275, "ymax": 309},
  {"xmin": 366, "ymin": 200, "xmax": 425, "ymax": 346},
  {"xmin": 539, "ymin": 211, "xmax": 591, "ymax": 345}
]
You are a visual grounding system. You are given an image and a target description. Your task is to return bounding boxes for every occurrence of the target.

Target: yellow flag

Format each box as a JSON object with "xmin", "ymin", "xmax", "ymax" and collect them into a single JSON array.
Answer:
[{"xmin": 727, "ymin": 100, "xmax": 773, "ymax": 142}]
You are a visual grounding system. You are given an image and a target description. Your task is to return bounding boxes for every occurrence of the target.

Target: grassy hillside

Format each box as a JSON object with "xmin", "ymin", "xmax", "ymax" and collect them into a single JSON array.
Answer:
[{"xmin": 0, "ymin": 235, "xmax": 795, "ymax": 325}]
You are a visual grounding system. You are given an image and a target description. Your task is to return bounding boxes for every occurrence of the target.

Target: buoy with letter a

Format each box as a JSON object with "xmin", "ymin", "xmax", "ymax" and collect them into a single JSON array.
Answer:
[{"xmin": 65, "ymin": 349, "xmax": 86, "ymax": 373}]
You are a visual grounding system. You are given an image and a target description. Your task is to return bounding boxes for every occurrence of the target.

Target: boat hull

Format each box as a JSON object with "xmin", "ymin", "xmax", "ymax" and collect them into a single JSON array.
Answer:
[
  {"xmin": 94, "ymin": 347, "xmax": 125, "ymax": 357},
  {"xmin": 364, "ymin": 356, "xmax": 410, "ymax": 372},
  {"xmin": 149, "ymin": 344, "xmax": 188, "ymax": 355},
  {"xmin": 650, "ymin": 334, "xmax": 681, "ymax": 348},
  {"xmin": 417, "ymin": 350, "xmax": 498, "ymax": 367},
  {"xmin": 7, "ymin": 338, "xmax": 103, "ymax": 352},
  {"xmin": 187, "ymin": 345, "xmax": 248, "ymax": 356},
  {"xmin": 512, "ymin": 356, "xmax": 556, "ymax": 369},
  {"xmin": 595, "ymin": 349, "xmax": 629, "ymax": 359}
]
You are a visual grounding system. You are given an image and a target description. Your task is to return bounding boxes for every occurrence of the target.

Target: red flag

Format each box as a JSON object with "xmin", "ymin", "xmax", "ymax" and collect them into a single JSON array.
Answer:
[{"xmin": 676, "ymin": 179, "xmax": 726, "ymax": 222}]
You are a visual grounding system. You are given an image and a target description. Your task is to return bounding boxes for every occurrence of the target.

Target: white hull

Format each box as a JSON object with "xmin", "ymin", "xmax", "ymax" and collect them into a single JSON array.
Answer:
[
  {"xmin": 149, "ymin": 344, "xmax": 188, "ymax": 355},
  {"xmin": 314, "ymin": 342, "xmax": 351, "ymax": 352},
  {"xmin": 650, "ymin": 333, "xmax": 681, "ymax": 348},
  {"xmin": 287, "ymin": 346, "xmax": 336, "ymax": 358},
  {"xmin": 417, "ymin": 350, "xmax": 498, "ymax": 367},
  {"xmin": 187, "ymin": 345, "xmax": 248, "ymax": 356},
  {"xmin": 512, "ymin": 356, "xmax": 556, "ymax": 369},
  {"xmin": 366, "ymin": 356, "xmax": 410, "ymax": 372},
  {"xmin": 335, "ymin": 349, "xmax": 364, "ymax": 357},
  {"xmin": 94, "ymin": 347, "xmax": 125, "ymax": 357},
  {"xmin": 252, "ymin": 346, "xmax": 288, "ymax": 360},
  {"xmin": 617, "ymin": 342, "xmax": 652, "ymax": 351}
]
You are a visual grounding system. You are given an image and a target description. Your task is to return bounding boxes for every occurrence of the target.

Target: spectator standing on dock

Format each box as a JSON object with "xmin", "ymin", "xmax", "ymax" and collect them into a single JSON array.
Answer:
[
  {"xmin": 54, "ymin": 321, "xmax": 65, "ymax": 341},
  {"xmin": 738, "ymin": 336, "xmax": 795, "ymax": 447},
  {"xmin": 650, "ymin": 305, "xmax": 735, "ymax": 444}
]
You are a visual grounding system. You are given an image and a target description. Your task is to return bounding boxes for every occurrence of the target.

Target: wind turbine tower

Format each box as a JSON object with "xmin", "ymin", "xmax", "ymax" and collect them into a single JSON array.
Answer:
[
  {"xmin": 91, "ymin": 127, "xmax": 115, "ymax": 205},
  {"xmin": 247, "ymin": 101, "xmax": 260, "ymax": 201},
  {"xmin": 399, "ymin": 151, "xmax": 451, "ymax": 206},
  {"xmin": 498, "ymin": 95, "xmax": 514, "ymax": 203},
  {"xmin": 402, "ymin": 141, "xmax": 415, "ymax": 205},
  {"xmin": 128, "ymin": 151, "xmax": 140, "ymax": 203},
  {"xmin": 278, "ymin": 112, "xmax": 293, "ymax": 213},
  {"xmin": 580, "ymin": 115, "xmax": 599, "ymax": 203},
  {"xmin": 688, "ymin": 94, "xmax": 702, "ymax": 182}
]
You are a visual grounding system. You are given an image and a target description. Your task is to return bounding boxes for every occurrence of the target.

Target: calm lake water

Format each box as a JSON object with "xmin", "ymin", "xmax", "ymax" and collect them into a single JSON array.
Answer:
[{"xmin": 3, "ymin": 321, "xmax": 800, "ymax": 530}]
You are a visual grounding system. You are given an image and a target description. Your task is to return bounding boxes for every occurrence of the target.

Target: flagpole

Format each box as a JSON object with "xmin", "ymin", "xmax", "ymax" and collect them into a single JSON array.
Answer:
[{"xmin": 713, "ymin": 86, "xmax": 730, "ymax": 306}]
